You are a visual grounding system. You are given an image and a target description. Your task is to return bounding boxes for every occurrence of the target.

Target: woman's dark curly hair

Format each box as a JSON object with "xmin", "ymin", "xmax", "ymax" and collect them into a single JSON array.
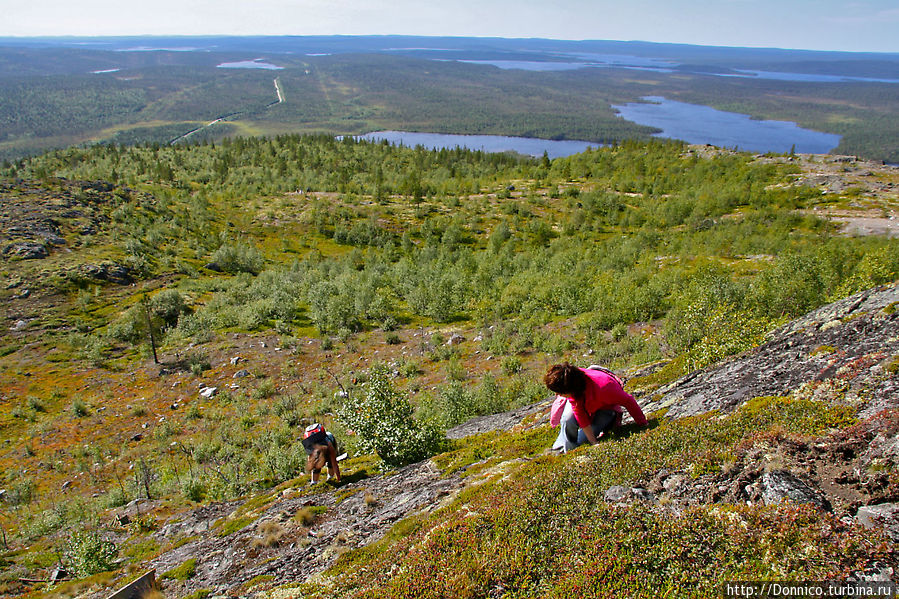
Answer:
[{"xmin": 544, "ymin": 362, "xmax": 587, "ymax": 398}]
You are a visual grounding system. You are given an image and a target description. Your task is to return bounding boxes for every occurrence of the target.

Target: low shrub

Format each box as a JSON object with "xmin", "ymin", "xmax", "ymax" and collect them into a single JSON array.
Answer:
[
  {"xmin": 337, "ymin": 366, "xmax": 445, "ymax": 467},
  {"xmin": 63, "ymin": 531, "xmax": 118, "ymax": 577},
  {"xmin": 325, "ymin": 396, "xmax": 870, "ymax": 597}
]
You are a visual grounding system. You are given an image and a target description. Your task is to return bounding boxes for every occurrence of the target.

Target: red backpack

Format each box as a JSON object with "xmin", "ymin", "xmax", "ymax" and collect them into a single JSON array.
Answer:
[{"xmin": 302, "ymin": 423, "xmax": 328, "ymax": 451}]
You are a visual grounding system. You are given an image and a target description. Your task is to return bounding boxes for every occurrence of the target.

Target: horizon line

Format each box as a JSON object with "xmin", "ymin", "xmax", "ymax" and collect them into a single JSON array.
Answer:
[{"xmin": 0, "ymin": 33, "xmax": 897, "ymax": 56}]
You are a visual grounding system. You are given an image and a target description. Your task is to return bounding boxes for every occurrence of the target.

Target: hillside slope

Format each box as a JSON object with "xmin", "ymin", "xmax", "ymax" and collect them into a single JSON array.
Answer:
[
  {"xmin": 2, "ymin": 140, "xmax": 898, "ymax": 598},
  {"xmin": 64, "ymin": 283, "xmax": 899, "ymax": 599}
]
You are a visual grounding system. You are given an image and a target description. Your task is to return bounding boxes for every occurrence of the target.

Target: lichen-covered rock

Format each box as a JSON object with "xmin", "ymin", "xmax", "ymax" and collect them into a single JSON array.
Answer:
[
  {"xmin": 641, "ymin": 283, "xmax": 899, "ymax": 418},
  {"xmin": 758, "ymin": 470, "xmax": 830, "ymax": 511},
  {"xmin": 446, "ymin": 400, "xmax": 546, "ymax": 439}
]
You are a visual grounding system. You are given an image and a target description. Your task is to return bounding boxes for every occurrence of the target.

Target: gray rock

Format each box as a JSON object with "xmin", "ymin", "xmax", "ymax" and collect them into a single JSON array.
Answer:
[
  {"xmin": 759, "ymin": 470, "xmax": 830, "ymax": 511},
  {"xmin": 662, "ymin": 474, "xmax": 689, "ymax": 497},
  {"xmin": 447, "ymin": 334, "xmax": 465, "ymax": 346},
  {"xmin": 80, "ymin": 261, "xmax": 133, "ymax": 284},
  {"xmin": 233, "ymin": 370, "xmax": 250, "ymax": 378},
  {"xmin": 230, "ymin": 356, "xmax": 241, "ymax": 365},
  {"xmin": 857, "ymin": 503, "xmax": 899, "ymax": 540},
  {"xmin": 3, "ymin": 241, "xmax": 48, "ymax": 259},
  {"xmin": 604, "ymin": 485, "xmax": 655, "ymax": 504},
  {"xmin": 37, "ymin": 231, "xmax": 66, "ymax": 246},
  {"xmin": 605, "ymin": 485, "xmax": 629, "ymax": 503},
  {"xmin": 446, "ymin": 400, "xmax": 547, "ymax": 440},
  {"xmin": 631, "ymin": 487, "xmax": 656, "ymax": 502},
  {"xmin": 200, "ymin": 387, "xmax": 218, "ymax": 398},
  {"xmin": 11, "ymin": 320, "xmax": 27, "ymax": 331}
]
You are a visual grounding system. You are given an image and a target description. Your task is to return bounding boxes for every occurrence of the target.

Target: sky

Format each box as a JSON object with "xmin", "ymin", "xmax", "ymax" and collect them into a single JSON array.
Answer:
[{"xmin": 2, "ymin": 0, "xmax": 898, "ymax": 53}]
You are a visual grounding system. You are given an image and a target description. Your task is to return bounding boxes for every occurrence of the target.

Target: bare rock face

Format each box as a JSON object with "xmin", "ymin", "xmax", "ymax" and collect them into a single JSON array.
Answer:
[
  {"xmin": 857, "ymin": 503, "xmax": 899, "ymax": 541},
  {"xmin": 446, "ymin": 401, "xmax": 545, "ymax": 439},
  {"xmin": 143, "ymin": 461, "xmax": 464, "ymax": 598},
  {"xmin": 641, "ymin": 283, "xmax": 899, "ymax": 418}
]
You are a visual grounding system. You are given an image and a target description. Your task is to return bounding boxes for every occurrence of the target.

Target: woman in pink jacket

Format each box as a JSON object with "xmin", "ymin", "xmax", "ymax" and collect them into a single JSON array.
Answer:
[{"xmin": 545, "ymin": 362, "xmax": 647, "ymax": 452}]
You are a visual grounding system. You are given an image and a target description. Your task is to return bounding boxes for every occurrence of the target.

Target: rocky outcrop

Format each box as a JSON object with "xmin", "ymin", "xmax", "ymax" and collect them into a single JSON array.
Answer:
[
  {"xmin": 446, "ymin": 401, "xmax": 545, "ymax": 439},
  {"xmin": 142, "ymin": 461, "xmax": 463, "ymax": 598},
  {"xmin": 641, "ymin": 283, "xmax": 899, "ymax": 419},
  {"xmin": 858, "ymin": 504, "xmax": 899, "ymax": 541},
  {"xmin": 756, "ymin": 470, "xmax": 831, "ymax": 511},
  {"xmin": 2, "ymin": 241, "xmax": 48, "ymax": 260},
  {"xmin": 79, "ymin": 262, "xmax": 133, "ymax": 284},
  {"xmin": 0, "ymin": 179, "xmax": 118, "ymax": 263}
]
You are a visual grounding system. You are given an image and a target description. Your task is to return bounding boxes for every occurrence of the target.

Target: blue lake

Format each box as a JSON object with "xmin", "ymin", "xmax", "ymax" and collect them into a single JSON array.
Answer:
[
  {"xmin": 356, "ymin": 131, "xmax": 600, "ymax": 158},
  {"xmin": 457, "ymin": 60, "xmax": 592, "ymax": 72},
  {"xmin": 612, "ymin": 96, "xmax": 842, "ymax": 154}
]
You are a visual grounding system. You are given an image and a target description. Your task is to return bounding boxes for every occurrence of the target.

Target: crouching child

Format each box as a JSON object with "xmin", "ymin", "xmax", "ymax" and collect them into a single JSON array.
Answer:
[{"xmin": 302, "ymin": 423, "xmax": 342, "ymax": 485}]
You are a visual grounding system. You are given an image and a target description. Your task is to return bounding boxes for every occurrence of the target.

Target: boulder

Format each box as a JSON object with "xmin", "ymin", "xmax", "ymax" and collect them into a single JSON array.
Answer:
[
  {"xmin": 759, "ymin": 470, "xmax": 830, "ymax": 511},
  {"xmin": 200, "ymin": 386, "xmax": 218, "ymax": 398},
  {"xmin": 447, "ymin": 334, "xmax": 466, "ymax": 345},
  {"xmin": 604, "ymin": 485, "xmax": 656, "ymax": 504}
]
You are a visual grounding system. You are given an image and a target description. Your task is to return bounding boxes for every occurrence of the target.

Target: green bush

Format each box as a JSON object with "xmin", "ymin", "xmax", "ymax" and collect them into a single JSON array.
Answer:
[
  {"xmin": 210, "ymin": 242, "xmax": 264, "ymax": 274},
  {"xmin": 833, "ymin": 246, "xmax": 899, "ymax": 298},
  {"xmin": 186, "ymin": 349, "xmax": 211, "ymax": 375},
  {"xmin": 337, "ymin": 366, "xmax": 444, "ymax": 467},
  {"xmin": 71, "ymin": 399, "xmax": 89, "ymax": 417},
  {"xmin": 501, "ymin": 355, "xmax": 522, "ymax": 375},
  {"xmin": 182, "ymin": 479, "xmax": 207, "ymax": 503},
  {"xmin": 63, "ymin": 531, "xmax": 118, "ymax": 577},
  {"xmin": 4, "ymin": 478, "xmax": 36, "ymax": 506},
  {"xmin": 751, "ymin": 254, "xmax": 827, "ymax": 318},
  {"xmin": 682, "ymin": 305, "xmax": 772, "ymax": 372},
  {"xmin": 109, "ymin": 290, "xmax": 190, "ymax": 343},
  {"xmin": 435, "ymin": 382, "xmax": 478, "ymax": 427}
]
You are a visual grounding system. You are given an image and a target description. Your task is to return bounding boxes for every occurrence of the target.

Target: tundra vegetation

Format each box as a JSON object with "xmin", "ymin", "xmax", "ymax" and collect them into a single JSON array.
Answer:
[{"xmin": 0, "ymin": 135, "xmax": 897, "ymax": 596}]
